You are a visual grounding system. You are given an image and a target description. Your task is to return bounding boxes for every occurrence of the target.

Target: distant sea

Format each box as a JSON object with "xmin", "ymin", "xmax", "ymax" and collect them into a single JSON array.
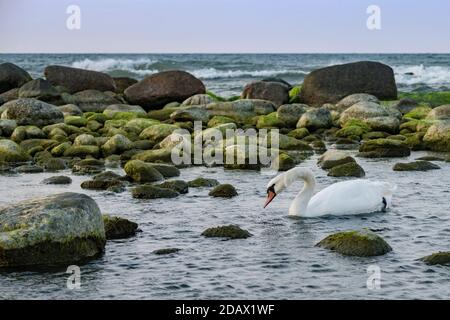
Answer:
[{"xmin": 1, "ymin": 53, "xmax": 449, "ymax": 97}]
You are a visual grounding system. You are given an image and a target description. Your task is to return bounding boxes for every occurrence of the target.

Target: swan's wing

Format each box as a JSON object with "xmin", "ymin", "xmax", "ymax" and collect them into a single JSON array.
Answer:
[{"xmin": 306, "ymin": 180, "xmax": 395, "ymax": 217}]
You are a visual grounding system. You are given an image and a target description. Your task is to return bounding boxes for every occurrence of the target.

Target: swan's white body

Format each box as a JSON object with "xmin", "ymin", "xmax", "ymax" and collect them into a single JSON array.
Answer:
[{"xmin": 266, "ymin": 167, "xmax": 396, "ymax": 217}]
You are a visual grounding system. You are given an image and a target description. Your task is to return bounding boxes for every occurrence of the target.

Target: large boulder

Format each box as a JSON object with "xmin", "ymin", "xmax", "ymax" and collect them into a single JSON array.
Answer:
[
  {"xmin": 206, "ymin": 99, "xmax": 276, "ymax": 122},
  {"xmin": 44, "ymin": 65, "xmax": 116, "ymax": 93},
  {"xmin": 241, "ymin": 81, "xmax": 289, "ymax": 107},
  {"xmin": 300, "ymin": 61, "xmax": 397, "ymax": 106},
  {"xmin": 423, "ymin": 120, "xmax": 450, "ymax": 151},
  {"xmin": 113, "ymin": 77, "xmax": 137, "ymax": 94},
  {"xmin": 0, "ymin": 193, "xmax": 106, "ymax": 267},
  {"xmin": 1, "ymin": 98, "xmax": 64, "ymax": 127},
  {"xmin": 18, "ymin": 78, "xmax": 60, "ymax": 102},
  {"xmin": 124, "ymin": 70, "xmax": 205, "ymax": 109},
  {"xmin": 62, "ymin": 90, "xmax": 121, "ymax": 113},
  {"xmin": 276, "ymin": 104, "xmax": 308, "ymax": 127},
  {"xmin": 0, "ymin": 63, "xmax": 32, "ymax": 94},
  {"xmin": 297, "ymin": 108, "xmax": 332, "ymax": 131}
]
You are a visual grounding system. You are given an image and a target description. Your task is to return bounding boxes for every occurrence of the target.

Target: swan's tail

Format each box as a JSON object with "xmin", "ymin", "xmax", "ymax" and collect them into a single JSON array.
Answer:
[{"xmin": 381, "ymin": 182, "xmax": 397, "ymax": 209}]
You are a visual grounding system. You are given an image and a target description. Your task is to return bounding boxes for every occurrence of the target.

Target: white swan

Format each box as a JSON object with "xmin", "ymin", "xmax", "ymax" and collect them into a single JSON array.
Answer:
[{"xmin": 264, "ymin": 167, "xmax": 396, "ymax": 217}]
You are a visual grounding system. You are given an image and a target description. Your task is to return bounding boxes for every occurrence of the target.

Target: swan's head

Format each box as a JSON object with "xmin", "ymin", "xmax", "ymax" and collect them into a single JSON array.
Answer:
[{"xmin": 263, "ymin": 173, "xmax": 288, "ymax": 208}]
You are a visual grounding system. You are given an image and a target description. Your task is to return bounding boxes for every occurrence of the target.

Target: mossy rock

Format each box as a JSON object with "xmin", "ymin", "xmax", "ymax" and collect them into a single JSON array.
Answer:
[
  {"xmin": 287, "ymin": 128, "xmax": 310, "ymax": 140},
  {"xmin": 318, "ymin": 150, "xmax": 355, "ymax": 170},
  {"xmin": 359, "ymin": 138, "xmax": 410, "ymax": 158},
  {"xmin": 316, "ymin": 229, "xmax": 392, "ymax": 257},
  {"xmin": 15, "ymin": 164, "xmax": 44, "ymax": 173},
  {"xmin": 404, "ymin": 132, "xmax": 426, "ymax": 151},
  {"xmin": 51, "ymin": 141, "xmax": 72, "ymax": 157},
  {"xmin": 124, "ymin": 159, "xmax": 164, "ymax": 183},
  {"xmin": 153, "ymin": 248, "xmax": 181, "ymax": 255},
  {"xmin": 41, "ymin": 175, "xmax": 72, "ymax": 185},
  {"xmin": 271, "ymin": 153, "xmax": 295, "ymax": 171},
  {"xmin": 102, "ymin": 214, "xmax": 138, "ymax": 240},
  {"xmin": 288, "ymin": 86, "xmax": 301, "ymax": 103},
  {"xmin": 131, "ymin": 185, "xmax": 179, "ymax": 199},
  {"xmin": 398, "ymin": 91, "xmax": 450, "ymax": 108},
  {"xmin": 81, "ymin": 179, "xmax": 125, "ymax": 191},
  {"xmin": 207, "ymin": 115, "xmax": 235, "ymax": 128},
  {"xmin": 147, "ymin": 108, "xmax": 178, "ymax": 121},
  {"xmin": 328, "ymin": 162, "xmax": 365, "ymax": 177},
  {"xmin": 157, "ymin": 180, "xmax": 188, "ymax": 194},
  {"xmin": 362, "ymin": 131, "xmax": 390, "ymax": 140},
  {"xmin": 86, "ymin": 113, "xmax": 107, "ymax": 124},
  {"xmin": 209, "ymin": 184, "xmax": 238, "ymax": 198},
  {"xmin": 148, "ymin": 163, "xmax": 180, "ymax": 178},
  {"xmin": 206, "ymin": 90, "xmax": 227, "ymax": 102},
  {"xmin": 71, "ymin": 158, "xmax": 105, "ymax": 175},
  {"xmin": 201, "ymin": 225, "xmax": 251, "ymax": 239},
  {"xmin": 188, "ymin": 177, "xmax": 220, "ymax": 188},
  {"xmin": 65, "ymin": 116, "xmax": 87, "ymax": 127},
  {"xmin": 132, "ymin": 148, "xmax": 174, "ymax": 163},
  {"xmin": 64, "ymin": 145, "xmax": 100, "ymax": 158},
  {"xmin": 256, "ymin": 112, "xmax": 285, "ymax": 129},
  {"xmin": 403, "ymin": 106, "xmax": 432, "ymax": 120},
  {"xmin": 393, "ymin": 160, "xmax": 440, "ymax": 171},
  {"xmin": 0, "ymin": 139, "xmax": 31, "ymax": 163},
  {"xmin": 42, "ymin": 157, "xmax": 67, "ymax": 171},
  {"xmin": 419, "ymin": 251, "xmax": 450, "ymax": 266}
]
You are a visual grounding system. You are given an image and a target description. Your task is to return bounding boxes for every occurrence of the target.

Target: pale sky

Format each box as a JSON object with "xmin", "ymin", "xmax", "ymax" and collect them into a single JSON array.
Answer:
[{"xmin": 0, "ymin": 0, "xmax": 449, "ymax": 53}]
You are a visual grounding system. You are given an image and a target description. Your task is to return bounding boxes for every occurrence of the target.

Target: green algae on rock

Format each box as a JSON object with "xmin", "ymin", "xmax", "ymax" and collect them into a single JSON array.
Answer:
[
  {"xmin": 157, "ymin": 180, "xmax": 189, "ymax": 194},
  {"xmin": 393, "ymin": 160, "xmax": 440, "ymax": 171},
  {"xmin": 208, "ymin": 184, "xmax": 238, "ymax": 198},
  {"xmin": 188, "ymin": 177, "xmax": 220, "ymax": 188},
  {"xmin": 153, "ymin": 248, "xmax": 181, "ymax": 255},
  {"xmin": 124, "ymin": 159, "xmax": 164, "ymax": 183},
  {"xmin": 102, "ymin": 214, "xmax": 139, "ymax": 240},
  {"xmin": 201, "ymin": 225, "xmax": 252, "ymax": 239},
  {"xmin": 419, "ymin": 251, "xmax": 450, "ymax": 266},
  {"xmin": 358, "ymin": 138, "xmax": 410, "ymax": 158},
  {"xmin": 131, "ymin": 184, "xmax": 179, "ymax": 199},
  {"xmin": 328, "ymin": 162, "xmax": 365, "ymax": 178}
]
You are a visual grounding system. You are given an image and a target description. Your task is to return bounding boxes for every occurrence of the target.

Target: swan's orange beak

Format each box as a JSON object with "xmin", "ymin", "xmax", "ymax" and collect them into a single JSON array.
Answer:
[{"xmin": 264, "ymin": 190, "xmax": 276, "ymax": 208}]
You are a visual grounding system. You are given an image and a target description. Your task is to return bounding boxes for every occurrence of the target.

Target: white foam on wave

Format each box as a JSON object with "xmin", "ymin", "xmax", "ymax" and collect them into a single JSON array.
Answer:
[
  {"xmin": 71, "ymin": 58, "xmax": 158, "ymax": 75},
  {"xmin": 394, "ymin": 65, "xmax": 450, "ymax": 86},
  {"xmin": 190, "ymin": 68, "xmax": 308, "ymax": 79}
]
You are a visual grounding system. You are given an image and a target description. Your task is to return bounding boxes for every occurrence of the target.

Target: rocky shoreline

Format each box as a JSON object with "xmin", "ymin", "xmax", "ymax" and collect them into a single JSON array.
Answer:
[{"xmin": 1, "ymin": 61, "xmax": 450, "ymax": 268}]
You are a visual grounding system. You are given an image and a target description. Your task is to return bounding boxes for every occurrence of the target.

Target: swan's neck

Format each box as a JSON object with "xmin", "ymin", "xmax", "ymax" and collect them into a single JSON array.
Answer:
[{"xmin": 288, "ymin": 170, "xmax": 316, "ymax": 216}]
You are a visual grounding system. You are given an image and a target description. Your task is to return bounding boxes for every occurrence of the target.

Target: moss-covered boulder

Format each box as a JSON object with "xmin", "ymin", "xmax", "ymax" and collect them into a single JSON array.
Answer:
[
  {"xmin": 318, "ymin": 150, "xmax": 355, "ymax": 169},
  {"xmin": 207, "ymin": 115, "xmax": 235, "ymax": 128},
  {"xmin": 359, "ymin": 138, "xmax": 410, "ymax": 158},
  {"xmin": 132, "ymin": 148, "xmax": 174, "ymax": 163},
  {"xmin": 188, "ymin": 177, "xmax": 220, "ymax": 188},
  {"xmin": 0, "ymin": 192, "xmax": 106, "ymax": 267},
  {"xmin": 271, "ymin": 153, "xmax": 296, "ymax": 171},
  {"xmin": 201, "ymin": 225, "xmax": 251, "ymax": 239},
  {"xmin": 316, "ymin": 229, "xmax": 392, "ymax": 257},
  {"xmin": 101, "ymin": 134, "xmax": 132, "ymax": 156},
  {"xmin": 80, "ymin": 178, "xmax": 125, "ymax": 191},
  {"xmin": 328, "ymin": 162, "xmax": 365, "ymax": 177},
  {"xmin": 0, "ymin": 139, "xmax": 31, "ymax": 163},
  {"xmin": 124, "ymin": 160, "xmax": 164, "ymax": 183},
  {"xmin": 41, "ymin": 175, "xmax": 72, "ymax": 185},
  {"xmin": 403, "ymin": 106, "xmax": 432, "ymax": 120},
  {"xmin": 423, "ymin": 120, "xmax": 450, "ymax": 151},
  {"xmin": 256, "ymin": 112, "xmax": 285, "ymax": 129},
  {"xmin": 131, "ymin": 185, "xmax": 179, "ymax": 199},
  {"xmin": 65, "ymin": 116, "xmax": 87, "ymax": 127},
  {"xmin": 50, "ymin": 141, "xmax": 72, "ymax": 157},
  {"xmin": 419, "ymin": 251, "xmax": 450, "ymax": 266},
  {"xmin": 139, "ymin": 124, "xmax": 179, "ymax": 144},
  {"xmin": 297, "ymin": 108, "xmax": 332, "ymax": 131},
  {"xmin": 393, "ymin": 160, "xmax": 440, "ymax": 171},
  {"xmin": 63, "ymin": 145, "xmax": 100, "ymax": 158},
  {"xmin": 157, "ymin": 180, "xmax": 189, "ymax": 194},
  {"xmin": 102, "ymin": 214, "xmax": 139, "ymax": 240},
  {"xmin": 287, "ymin": 128, "xmax": 310, "ymax": 140},
  {"xmin": 209, "ymin": 184, "xmax": 238, "ymax": 198},
  {"xmin": 42, "ymin": 157, "xmax": 67, "ymax": 171}
]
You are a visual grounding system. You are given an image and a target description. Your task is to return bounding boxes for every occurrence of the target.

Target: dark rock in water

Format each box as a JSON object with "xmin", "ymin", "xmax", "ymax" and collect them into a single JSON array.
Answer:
[
  {"xmin": 124, "ymin": 160, "xmax": 164, "ymax": 183},
  {"xmin": 42, "ymin": 158, "xmax": 67, "ymax": 171},
  {"xmin": 209, "ymin": 184, "xmax": 238, "ymax": 198},
  {"xmin": 124, "ymin": 70, "xmax": 205, "ymax": 109},
  {"xmin": 393, "ymin": 160, "xmax": 440, "ymax": 171},
  {"xmin": 18, "ymin": 78, "xmax": 60, "ymax": 103},
  {"xmin": 72, "ymin": 158, "xmax": 105, "ymax": 175},
  {"xmin": 241, "ymin": 81, "xmax": 290, "ymax": 107},
  {"xmin": 202, "ymin": 225, "xmax": 251, "ymax": 239},
  {"xmin": 41, "ymin": 175, "xmax": 72, "ymax": 184},
  {"xmin": 419, "ymin": 252, "xmax": 450, "ymax": 265},
  {"xmin": 300, "ymin": 61, "xmax": 397, "ymax": 106},
  {"xmin": 1, "ymin": 98, "xmax": 64, "ymax": 127},
  {"xmin": 44, "ymin": 65, "xmax": 116, "ymax": 93},
  {"xmin": 188, "ymin": 177, "xmax": 220, "ymax": 188},
  {"xmin": 148, "ymin": 163, "xmax": 180, "ymax": 178},
  {"xmin": 102, "ymin": 214, "xmax": 139, "ymax": 240},
  {"xmin": 113, "ymin": 77, "xmax": 138, "ymax": 94},
  {"xmin": 81, "ymin": 179, "xmax": 125, "ymax": 191},
  {"xmin": 92, "ymin": 170, "xmax": 123, "ymax": 181},
  {"xmin": 359, "ymin": 138, "xmax": 411, "ymax": 158},
  {"xmin": 157, "ymin": 180, "xmax": 189, "ymax": 194},
  {"xmin": 0, "ymin": 192, "xmax": 106, "ymax": 267},
  {"xmin": 15, "ymin": 164, "xmax": 44, "ymax": 173},
  {"xmin": 328, "ymin": 162, "xmax": 365, "ymax": 178},
  {"xmin": 0, "ymin": 63, "xmax": 32, "ymax": 94},
  {"xmin": 131, "ymin": 185, "xmax": 179, "ymax": 199},
  {"xmin": 271, "ymin": 153, "xmax": 295, "ymax": 171},
  {"xmin": 316, "ymin": 229, "xmax": 392, "ymax": 257},
  {"xmin": 261, "ymin": 77, "xmax": 292, "ymax": 89},
  {"xmin": 153, "ymin": 248, "xmax": 181, "ymax": 255},
  {"xmin": 318, "ymin": 150, "xmax": 355, "ymax": 170},
  {"xmin": 415, "ymin": 156, "xmax": 444, "ymax": 161}
]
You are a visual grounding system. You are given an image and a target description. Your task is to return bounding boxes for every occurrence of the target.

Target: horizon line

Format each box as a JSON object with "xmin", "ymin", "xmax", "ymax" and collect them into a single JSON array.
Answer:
[{"xmin": 1, "ymin": 52, "xmax": 450, "ymax": 55}]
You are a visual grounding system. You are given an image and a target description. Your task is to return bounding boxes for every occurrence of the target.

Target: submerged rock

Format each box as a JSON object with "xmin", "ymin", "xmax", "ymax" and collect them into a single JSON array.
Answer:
[
  {"xmin": 188, "ymin": 177, "xmax": 220, "ymax": 188},
  {"xmin": 393, "ymin": 160, "xmax": 440, "ymax": 171},
  {"xmin": 102, "ymin": 214, "xmax": 139, "ymax": 240},
  {"xmin": 131, "ymin": 185, "xmax": 179, "ymax": 199},
  {"xmin": 208, "ymin": 184, "xmax": 238, "ymax": 198},
  {"xmin": 318, "ymin": 150, "xmax": 355, "ymax": 170},
  {"xmin": 328, "ymin": 162, "xmax": 365, "ymax": 177},
  {"xmin": 81, "ymin": 179, "xmax": 125, "ymax": 191},
  {"xmin": 0, "ymin": 192, "xmax": 106, "ymax": 267},
  {"xmin": 202, "ymin": 225, "xmax": 252, "ymax": 239},
  {"xmin": 41, "ymin": 175, "xmax": 72, "ymax": 185},
  {"xmin": 157, "ymin": 180, "xmax": 189, "ymax": 194},
  {"xmin": 419, "ymin": 252, "xmax": 450, "ymax": 266},
  {"xmin": 316, "ymin": 229, "xmax": 392, "ymax": 257},
  {"xmin": 153, "ymin": 248, "xmax": 181, "ymax": 255}
]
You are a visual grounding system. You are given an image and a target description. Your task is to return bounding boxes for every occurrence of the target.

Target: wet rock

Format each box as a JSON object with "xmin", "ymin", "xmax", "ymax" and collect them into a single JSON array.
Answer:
[
  {"xmin": 18, "ymin": 78, "xmax": 60, "ymax": 102},
  {"xmin": 0, "ymin": 63, "xmax": 32, "ymax": 94},
  {"xmin": 419, "ymin": 251, "xmax": 450, "ymax": 266},
  {"xmin": 74, "ymin": 135, "xmax": 97, "ymax": 147},
  {"xmin": 256, "ymin": 112, "xmax": 285, "ymax": 129},
  {"xmin": 328, "ymin": 162, "xmax": 365, "ymax": 177},
  {"xmin": 157, "ymin": 180, "xmax": 188, "ymax": 194},
  {"xmin": 153, "ymin": 248, "xmax": 181, "ymax": 255},
  {"xmin": 42, "ymin": 157, "xmax": 67, "ymax": 171},
  {"xmin": 148, "ymin": 163, "xmax": 180, "ymax": 178},
  {"xmin": 359, "ymin": 138, "xmax": 410, "ymax": 158},
  {"xmin": 72, "ymin": 158, "xmax": 105, "ymax": 175},
  {"xmin": 81, "ymin": 179, "xmax": 125, "ymax": 191},
  {"xmin": 0, "ymin": 119, "xmax": 17, "ymax": 137},
  {"xmin": 62, "ymin": 90, "xmax": 121, "ymax": 113},
  {"xmin": 182, "ymin": 94, "xmax": 214, "ymax": 106},
  {"xmin": 300, "ymin": 61, "xmax": 397, "ymax": 106},
  {"xmin": 241, "ymin": 81, "xmax": 289, "ymax": 107},
  {"xmin": 103, "ymin": 104, "xmax": 147, "ymax": 119},
  {"xmin": 131, "ymin": 184, "xmax": 179, "ymax": 199},
  {"xmin": 41, "ymin": 175, "xmax": 72, "ymax": 185},
  {"xmin": 0, "ymin": 139, "xmax": 31, "ymax": 163},
  {"xmin": 64, "ymin": 115, "xmax": 87, "ymax": 127},
  {"xmin": 139, "ymin": 124, "xmax": 179, "ymax": 145},
  {"xmin": 102, "ymin": 134, "xmax": 132, "ymax": 156},
  {"xmin": 15, "ymin": 164, "xmax": 44, "ymax": 173},
  {"xmin": 44, "ymin": 65, "xmax": 116, "ymax": 93},
  {"xmin": 0, "ymin": 192, "xmax": 106, "ymax": 267},
  {"xmin": 393, "ymin": 160, "xmax": 440, "ymax": 171},
  {"xmin": 51, "ymin": 141, "xmax": 72, "ymax": 157},
  {"xmin": 404, "ymin": 106, "xmax": 432, "ymax": 120},
  {"xmin": 124, "ymin": 159, "xmax": 164, "ymax": 183},
  {"xmin": 415, "ymin": 156, "xmax": 444, "ymax": 161},
  {"xmin": 64, "ymin": 145, "xmax": 101, "ymax": 158},
  {"xmin": 11, "ymin": 125, "xmax": 46, "ymax": 142},
  {"xmin": 102, "ymin": 214, "xmax": 139, "ymax": 240},
  {"xmin": 287, "ymin": 128, "xmax": 310, "ymax": 140},
  {"xmin": 209, "ymin": 184, "xmax": 238, "ymax": 198},
  {"xmin": 124, "ymin": 70, "xmax": 205, "ymax": 109},
  {"xmin": 113, "ymin": 77, "xmax": 137, "ymax": 94},
  {"xmin": 170, "ymin": 106, "xmax": 209, "ymax": 123},
  {"xmin": 316, "ymin": 229, "xmax": 392, "ymax": 257},
  {"xmin": 1, "ymin": 98, "xmax": 64, "ymax": 127},
  {"xmin": 271, "ymin": 153, "xmax": 296, "ymax": 171},
  {"xmin": 276, "ymin": 103, "xmax": 308, "ymax": 127},
  {"xmin": 58, "ymin": 104, "xmax": 83, "ymax": 117},
  {"xmin": 318, "ymin": 150, "xmax": 356, "ymax": 169},
  {"xmin": 201, "ymin": 225, "xmax": 251, "ymax": 239},
  {"xmin": 297, "ymin": 108, "xmax": 332, "ymax": 131},
  {"xmin": 336, "ymin": 93, "xmax": 379, "ymax": 112},
  {"xmin": 92, "ymin": 170, "xmax": 123, "ymax": 181},
  {"xmin": 132, "ymin": 148, "xmax": 174, "ymax": 163},
  {"xmin": 206, "ymin": 99, "xmax": 276, "ymax": 122},
  {"xmin": 188, "ymin": 177, "xmax": 220, "ymax": 188}
]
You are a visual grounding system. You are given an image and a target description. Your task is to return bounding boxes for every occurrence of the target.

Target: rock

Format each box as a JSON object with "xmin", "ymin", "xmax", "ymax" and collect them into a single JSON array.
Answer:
[
  {"xmin": 261, "ymin": 77, "xmax": 292, "ymax": 89},
  {"xmin": 148, "ymin": 163, "xmax": 180, "ymax": 178},
  {"xmin": 131, "ymin": 184, "xmax": 179, "ymax": 199},
  {"xmin": 113, "ymin": 77, "xmax": 137, "ymax": 94},
  {"xmin": 124, "ymin": 159, "xmax": 164, "ymax": 182},
  {"xmin": 42, "ymin": 157, "xmax": 67, "ymax": 171},
  {"xmin": 207, "ymin": 115, "xmax": 236, "ymax": 128},
  {"xmin": 419, "ymin": 252, "xmax": 450, "ymax": 266},
  {"xmin": 124, "ymin": 70, "xmax": 205, "ymax": 109},
  {"xmin": 300, "ymin": 61, "xmax": 397, "ymax": 106},
  {"xmin": 201, "ymin": 225, "xmax": 251, "ymax": 239},
  {"xmin": 157, "ymin": 180, "xmax": 188, "ymax": 194},
  {"xmin": 103, "ymin": 104, "xmax": 147, "ymax": 119},
  {"xmin": 316, "ymin": 229, "xmax": 392, "ymax": 257},
  {"xmin": 102, "ymin": 215, "xmax": 138, "ymax": 240},
  {"xmin": 287, "ymin": 128, "xmax": 310, "ymax": 140},
  {"xmin": 139, "ymin": 124, "xmax": 179, "ymax": 144},
  {"xmin": 153, "ymin": 248, "xmax": 181, "ymax": 255},
  {"xmin": 336, "ymin": 93, "xmax": 379, "ymax": 112},
  {"xmin": 276, "ymin": 103, "xmax": 308, "ymax": 127},
  {"xmin": 395, "ymin": 97, "xmax": 419, "ymax": 114},
  {"xmin": 0, "ymin": 192, "xmax": 105, "ymax": 267},
  {"xmin": 425, "ymin": 104, "xmax": 450, "ymax": 121},
  {"xmin": 359, "ymin": 138, "xmax": 410, "ymax": 158},
  {"xmin": 18, "ymin": 78, "xmax": 60, "ymax": 102},
  {"xmin": 0, "ymin": 139, "xmax": 31, "ymax": 163},
  {"xmin": 328, "ymin": 162, "xmax": 365, "ymax": 177},
  {"xmin": 206, "ymin": 99, "xmax": 276, "ymax": 122},
  {"xmin": 64, "ymin": 145, "xmax": 101, "ymax": 158},
  {"xmin": 271, "ymin": 153, "xmax": 296, "ymax": 171},
  {"xmin": 15, "ymin": 164, "xmax": 44, "ymax": 173},
  {"xmin": 41, "ymin": 175, "xmax": 72, "ymax": 184},
  {"xmin": 92, "ymin": 171, "xmax": 123, "ymax": 181},
  {"xmin": 11, "ymin": 126, "xmax": 45, "ymax": 142},
  {"xmin": 182, "ymin": 94, "xmax": 215, "ymax": 106},
  {"xmin": 393, "ymin": 161, "xmax": 440, "ymax": 171},
  {"xmin": 102, "ymin": 134, "xmax": 132, "ymax": 156},
  {"xmin": 0, "ymin": 119, "xmax": 17, "ymax": 136},
  {"xmin": 297, "ymin": 108, "xmax": 332, "ymax": 131},
  {"xmin": 209, "ymin": 184, "xmax": 238, "ymax": 198},
  {"xmin": 256, "ymin": 112, "xmax": 285, "ymax": 129},
  {"xmin": 72, "ymin": 158, "xmax": 105, "ymax": 174},
  {"xmin": 44, "ymin": 65, "xmax": 116, "ymax": 93},
  {"xmin": 415, "ymin": 156, "xmax": 444, "ymax": 161},
  {"xmin": 51, "ymin": 141, "xmax": 72, "ymax": 157},
  {"xmin": 241, "ymin": 81, "xmax": 289, "ymax": 107},
  {"xmin": 62, "ymin": 90, "xmax": 121, "ymax": 113},
  {"xmin": 423, "ymin": 120, "xmax": 450, "ymax": 151},
  {"xmin": 73, "ymin": 133, "xmax": 97, "ymax": 146},
  {"xmin": 188, "ymin": 177, "xmax": 220, "ymax": 188},
  {"xmin": 1, "ymin": 98, "xmax": 64, "ymax": 127},
  {"xmin": 132, "ymin": 148, "xmax": 173, "ymax": 163},
  {"xmin": 81, "ymin": 179, "xmax": 125, "ymax": 191},
  {"xmin": 0, "ymin": 63, "xmax": 32, "ymax": 94},
  {"xmin": 318, "ymin": 150, "xmax": 356, "ymax": 169},
  {"xmin": 404, "ymin": 106, "xmax": 432, "ymax": 120},
  {"xmin": 170, "ymin": 106, "xmax": 209, "ymax": 123}
]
